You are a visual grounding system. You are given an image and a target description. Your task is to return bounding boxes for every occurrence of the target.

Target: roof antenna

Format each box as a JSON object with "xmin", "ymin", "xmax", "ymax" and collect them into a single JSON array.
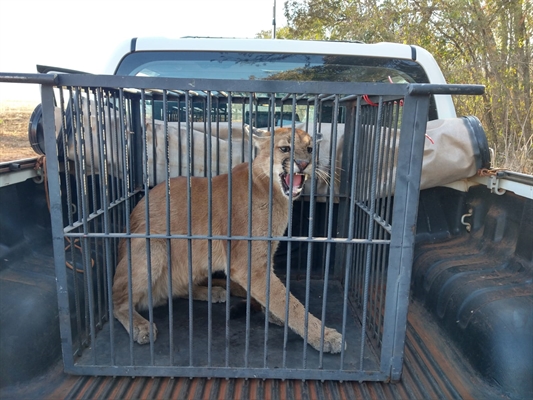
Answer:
[{"xmin": 272, "ymin": 0, "xmax": 276, "ymax": 39}]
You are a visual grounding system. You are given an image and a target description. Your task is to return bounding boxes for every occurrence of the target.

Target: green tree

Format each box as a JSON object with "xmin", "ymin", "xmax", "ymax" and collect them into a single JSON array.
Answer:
[
  {"xmin": 255, "ymin": 26, "xmax": 293, "ymax": 39},
  {"xmin": 279, "ymin": 0, "xmax": 532, "ymax": 172}
]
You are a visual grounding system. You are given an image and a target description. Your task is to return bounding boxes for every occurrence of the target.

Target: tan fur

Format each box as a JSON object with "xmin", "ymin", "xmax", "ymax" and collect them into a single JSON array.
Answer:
[{"xmin": 112, "ymin": 127, "xmax": 344, "ymax": 353}]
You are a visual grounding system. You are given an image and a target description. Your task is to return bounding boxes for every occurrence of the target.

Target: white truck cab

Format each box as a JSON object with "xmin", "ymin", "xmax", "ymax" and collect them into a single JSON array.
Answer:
[{"xmin": 106, "ymin": 37, "xmax": 456, "ymax": 119}]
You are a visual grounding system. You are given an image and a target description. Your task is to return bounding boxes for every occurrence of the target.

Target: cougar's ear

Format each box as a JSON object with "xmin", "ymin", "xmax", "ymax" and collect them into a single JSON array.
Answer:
[
  {"xmin": 244, "ymin": 124, "xmax": 270, "ymax": 147},
  {"xmin": 244, "ymin": 124, "xmax": 270, "ymax": 138}
]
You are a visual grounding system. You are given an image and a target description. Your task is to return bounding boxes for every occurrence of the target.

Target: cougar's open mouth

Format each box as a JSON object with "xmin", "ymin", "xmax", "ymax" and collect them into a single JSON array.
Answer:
[{"xmin": 279, "ymin": 172, "xmax": 307, "ymax": 198}]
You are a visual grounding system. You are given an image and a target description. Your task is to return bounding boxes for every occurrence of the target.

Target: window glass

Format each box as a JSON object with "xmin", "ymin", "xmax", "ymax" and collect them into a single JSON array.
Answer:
[{"xmin": 116, "ymin": 51, "xmax": 429, "ymax": 84}]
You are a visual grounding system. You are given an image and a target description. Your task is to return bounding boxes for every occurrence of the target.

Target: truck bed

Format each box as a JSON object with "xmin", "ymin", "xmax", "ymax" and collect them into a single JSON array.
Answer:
[
  {"xmin": 0, "ymin": 301, "xmax": 500, "ymax": 400},
  {"xmin": 1, "ymin": 165, "xmax": 531, "ymax": 400}
]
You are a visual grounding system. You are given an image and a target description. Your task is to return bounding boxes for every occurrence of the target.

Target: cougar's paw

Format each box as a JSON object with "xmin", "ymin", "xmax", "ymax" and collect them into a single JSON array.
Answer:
[
  {"xmin": 323, "ymin": 327, "xmax": 345, "ymax": 353},
  {"xmin": 133, "ymin": 321, "xmax": 158, "ymax": 345},
  {"xmin": 309, "ymin": 327, "xmax": 345, "ymax": 354},
  {"xmin": 211, "ymin": 286, "xmax": 227, "ymax": 303}
]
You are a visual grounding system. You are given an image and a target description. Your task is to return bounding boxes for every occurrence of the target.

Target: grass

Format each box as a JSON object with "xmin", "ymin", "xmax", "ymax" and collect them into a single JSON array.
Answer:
[{"xmin": 0, "ymin": 101, "xmax": 39, "ymax": 162}]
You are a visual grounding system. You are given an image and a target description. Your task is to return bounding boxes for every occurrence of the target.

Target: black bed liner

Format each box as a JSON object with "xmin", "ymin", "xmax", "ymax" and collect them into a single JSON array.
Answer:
[
  {"xmin": 0, "ymin": 301, "xmax": 500, "ymax": 400},
  {"xmin": 1, "ymin": 180, "xmax": 531, "ymax": 400}
]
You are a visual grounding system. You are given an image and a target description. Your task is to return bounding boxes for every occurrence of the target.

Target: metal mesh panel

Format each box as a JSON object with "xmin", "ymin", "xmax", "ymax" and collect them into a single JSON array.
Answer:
[{"xmin": 40, "ymin": 76, "xmax": 431, "ymax": 381}]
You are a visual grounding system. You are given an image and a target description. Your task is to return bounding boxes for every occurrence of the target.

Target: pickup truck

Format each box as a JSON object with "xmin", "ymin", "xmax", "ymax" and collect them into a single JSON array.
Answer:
[{"xmin": 0, "ymin": 38, "xmax": 531, "ymax": 400}]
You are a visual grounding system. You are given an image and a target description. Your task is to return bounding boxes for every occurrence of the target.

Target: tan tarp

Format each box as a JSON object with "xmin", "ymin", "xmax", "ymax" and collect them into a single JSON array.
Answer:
[
  {"xmin": 145, "ymin": 119, "xmax": 481, "ymax": 197},
  {"xmin": 60, "ymin": 109, "xmax": 483, "ymax": 197}
]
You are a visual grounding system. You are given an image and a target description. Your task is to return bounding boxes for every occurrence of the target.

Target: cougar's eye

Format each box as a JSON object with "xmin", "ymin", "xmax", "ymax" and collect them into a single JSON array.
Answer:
[
  {"xmin": 307, "ymin": 147, "xmax": 313, "ymax": 153},
  {"xmin": 279, "ymin": 146, "xmax": 290, "ymax": 153}
]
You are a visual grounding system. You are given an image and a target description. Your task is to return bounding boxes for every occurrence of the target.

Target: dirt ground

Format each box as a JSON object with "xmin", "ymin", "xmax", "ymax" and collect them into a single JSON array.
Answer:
[{"xmin": 0, "ymin": 101, "xmax": 39, "ymax": 162}]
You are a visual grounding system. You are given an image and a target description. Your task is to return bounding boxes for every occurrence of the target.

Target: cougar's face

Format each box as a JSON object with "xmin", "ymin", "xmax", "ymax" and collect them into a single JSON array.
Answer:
[{"xmin": 256, "ymin": 128, "xmax": 315, "ymax": 200}]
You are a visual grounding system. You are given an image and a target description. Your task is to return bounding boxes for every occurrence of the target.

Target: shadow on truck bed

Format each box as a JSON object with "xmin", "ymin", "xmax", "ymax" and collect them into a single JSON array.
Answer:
[{"xmin": 0, "ymin": 170, "xmax": 531, "ymax": 399}]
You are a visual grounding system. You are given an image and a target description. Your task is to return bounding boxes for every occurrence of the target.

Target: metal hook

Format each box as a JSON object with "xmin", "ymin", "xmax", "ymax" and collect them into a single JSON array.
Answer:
[{"xmin": 461, "ymin": 208, "xmax": 474, "ymax": 232}]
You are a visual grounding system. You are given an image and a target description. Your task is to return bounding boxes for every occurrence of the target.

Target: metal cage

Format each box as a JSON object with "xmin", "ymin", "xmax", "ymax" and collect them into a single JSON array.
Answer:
[{"xmin": 31, "ymin": 74, "xmax": 481, "ymax": 381}]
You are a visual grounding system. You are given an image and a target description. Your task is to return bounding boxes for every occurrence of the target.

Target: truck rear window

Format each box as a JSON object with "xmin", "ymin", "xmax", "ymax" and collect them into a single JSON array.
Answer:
[{"xmin": 116, "ymin": 51, "xmax": 430, "ymax": 84}]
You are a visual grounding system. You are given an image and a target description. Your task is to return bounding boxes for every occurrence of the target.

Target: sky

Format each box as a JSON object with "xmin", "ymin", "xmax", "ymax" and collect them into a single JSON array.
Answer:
[{"xmin": 0, "ymin": 0, "xmax": 287, "ymax": 103}]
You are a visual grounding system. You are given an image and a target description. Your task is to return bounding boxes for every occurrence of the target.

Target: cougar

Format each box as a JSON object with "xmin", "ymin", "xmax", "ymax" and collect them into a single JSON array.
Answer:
[{"xmin": 112, "ymin": 126, "xmax": 344, "ymax": 353}]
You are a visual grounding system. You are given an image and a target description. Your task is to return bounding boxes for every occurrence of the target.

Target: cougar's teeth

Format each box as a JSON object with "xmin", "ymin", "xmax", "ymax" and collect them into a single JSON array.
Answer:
[{"xmin": 279, "ymin": 172, "xmax": 307, "ymax": 198}]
